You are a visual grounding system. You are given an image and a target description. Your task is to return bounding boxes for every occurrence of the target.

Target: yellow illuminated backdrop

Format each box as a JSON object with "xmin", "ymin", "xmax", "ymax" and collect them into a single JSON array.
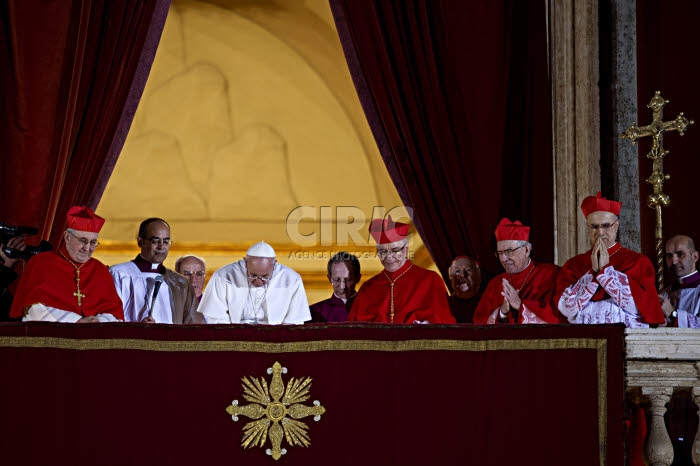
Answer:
[{"xmin": 94, "ymin": 0, "xmax": 437, "ymax": 304}]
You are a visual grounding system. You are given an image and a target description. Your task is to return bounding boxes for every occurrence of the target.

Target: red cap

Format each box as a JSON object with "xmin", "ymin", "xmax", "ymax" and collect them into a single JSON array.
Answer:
[
  {"xmin": 369, "ymin": 215, "xmax": 410, "ymax": 244},
  {"xmin": 66, "ymin": 206, "xmax": 105, "ymax": 233},
  {"xmin": 581, "ymin": 192, "xmax": 622, "ymax": 217},
  {"xmin": 494, "ymin": 218, "xmax": 530, "ymax": 242}
]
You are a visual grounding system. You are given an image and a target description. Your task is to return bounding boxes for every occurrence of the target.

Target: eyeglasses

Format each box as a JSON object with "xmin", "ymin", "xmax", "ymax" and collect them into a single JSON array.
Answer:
[
  {"xmin": 588, "ymin": 221, "xmax": 618, "ymax": 231},
  {"xmin": 246, "ymin": 266, "xmax": 274, "ymax": 283},
  {"xmin": 67, "ymin": 230, "xmax": 99, "ymax": 248},
  {"xmin": 143, "ymin": 236, "xmax": 172, "ymax": 246},
  {"xmin": 247, "ymin": 273, "xmax": 272, "ymax": 283},
  {"xmin": 451, "ymin": 268, "xmax": 473, "ymax": 277},
  {"xmin": 182, "ymin": 271, "xmax": 205, "ymax": 278},
  {"xmin": 376, "ymin": 245, "xmax": 406, "ymax": 258},
  {"xmin": 494, "ymin": 245, "xmax": 524, "ymax": 258}
]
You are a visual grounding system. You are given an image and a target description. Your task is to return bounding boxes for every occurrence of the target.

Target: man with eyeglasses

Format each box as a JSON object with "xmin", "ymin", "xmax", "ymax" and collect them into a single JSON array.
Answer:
[
  {"xmin": 556, "ymin": 192, "xmax": 664, "ymax": 327},
  {"xmin": 199, "ymin": 241, "xmax": 310, "ymax": 324},
  {"xmin": 309, "ymin": 252, "xmax": 361, "ymax": 322},
  {"xmin": 473, "ymin": 218, "xmax": 563, "ymax": 324},
  {"xmin": 348, "ymin": 216, "xmax": 454, "ymax": 324},
  {"xmin": 110, "ymin": 218, "xmax": 202, "ymax": 324},
  {"xmin": 658, "ymin": 235, "xmax": 700, "ymax": 328},
  {"xmin": 175, "ymin": 255, "xmax": 207, "ymax": 302},
  {"xmin": 10, "ymin": 206, "xmax": 124, "ymax": 322}
]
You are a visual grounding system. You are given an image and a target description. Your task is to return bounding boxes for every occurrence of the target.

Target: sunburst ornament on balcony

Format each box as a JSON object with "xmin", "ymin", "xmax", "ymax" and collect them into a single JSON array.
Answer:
[{"xmin": 225, "ymin": 361, "xmax": 326, "ymax": 460}]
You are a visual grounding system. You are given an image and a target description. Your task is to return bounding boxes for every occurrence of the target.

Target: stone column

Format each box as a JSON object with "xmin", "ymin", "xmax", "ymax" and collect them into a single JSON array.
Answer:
[
  {"xmin": 692, "ymin": 386, "xmax": 700, "ymax": 466},
  {"xmin": 643, "ymin": 387, "xmax": 674, "ymax": 466},
  {"xmin": 606, "ymin": 0, "xmax": 641, "ymax": 251},
  {"xmin": 549, "ymin": 0, "xmax": 601, "ymax": 265}
]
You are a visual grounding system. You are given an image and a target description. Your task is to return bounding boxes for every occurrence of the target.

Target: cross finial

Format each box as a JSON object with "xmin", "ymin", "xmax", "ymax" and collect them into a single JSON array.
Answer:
[{"xmin": 621, "ymin": 91, "xmax": 694, "ymax": 291}]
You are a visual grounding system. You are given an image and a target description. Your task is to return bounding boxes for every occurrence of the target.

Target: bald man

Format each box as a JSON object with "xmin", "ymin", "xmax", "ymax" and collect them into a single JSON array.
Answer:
[
  {"xmin": 447, "ymin": 255, "xmax": 482, "ymax": 323},
  {"xmin": 659, "ymin": 235, "xmax": 700, "ymax": 327},
  {"xmin": 175, "ymin": 255, "xmax": 207, "ymax": 302},
  {"xmin": 110, "ymin": 218, "xmax": 202, "ymax": 324}
]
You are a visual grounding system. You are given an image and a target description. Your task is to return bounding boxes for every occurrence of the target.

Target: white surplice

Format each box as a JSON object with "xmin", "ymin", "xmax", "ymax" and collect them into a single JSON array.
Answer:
[{"xmin": 109, "ymin": 262, "xmax": 174, "ymax": 324}]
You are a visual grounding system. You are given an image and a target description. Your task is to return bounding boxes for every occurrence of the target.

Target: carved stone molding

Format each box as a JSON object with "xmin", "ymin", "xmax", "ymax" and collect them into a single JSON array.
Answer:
[
  {"xmin": 627, "ymin": 361, "xmax": 699, "ymax": 390},
  {"xmin": 626, "ymin": 328, "xmax": 700, "ymax": 360}
]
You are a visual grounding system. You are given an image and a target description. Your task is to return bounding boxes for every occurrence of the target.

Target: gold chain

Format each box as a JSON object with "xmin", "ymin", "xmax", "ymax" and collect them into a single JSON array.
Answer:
[
  {"xmin": 608, "ymin": 245, "xmax": 621, "ymax": 259},
  {"xmin": 383, "ymin": 264, "xmax": 413, "ymax": 323},
  {"xmin": 510, "ymin": 263, "xmax": 536, "ymax": 293},
  {"xmin": 58, "ymin": 250, "xmax": 86, "ymax": 307}
]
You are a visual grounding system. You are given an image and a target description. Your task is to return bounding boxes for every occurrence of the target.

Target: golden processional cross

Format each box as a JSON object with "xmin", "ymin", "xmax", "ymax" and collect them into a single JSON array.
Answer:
[{"xmin": 621, "ymin": 91, "xmax": 694, "ymax": 291}]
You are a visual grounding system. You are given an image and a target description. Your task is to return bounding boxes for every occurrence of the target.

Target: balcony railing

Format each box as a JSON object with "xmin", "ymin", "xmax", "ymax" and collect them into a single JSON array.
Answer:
[{"xmin": 626, "ymin": 328, "xmax": 700, "ymax": 466}]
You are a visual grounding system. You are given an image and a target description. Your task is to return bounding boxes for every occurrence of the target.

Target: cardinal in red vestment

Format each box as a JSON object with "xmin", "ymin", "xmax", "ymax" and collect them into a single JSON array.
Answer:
[
  {"xmin": 555, "ymin": 192, "xmax": 664, "ymax": 327},
  {"xmin": 473, "ymin": 218, "xmax": 564, "ymax": 324},
  {"xmin": 348, "ymin": 216, "xmax": 454, "ymax": 324},
  {"xmin": 10, "ymin": 206, "xmax": 124, "ymax": 322}
]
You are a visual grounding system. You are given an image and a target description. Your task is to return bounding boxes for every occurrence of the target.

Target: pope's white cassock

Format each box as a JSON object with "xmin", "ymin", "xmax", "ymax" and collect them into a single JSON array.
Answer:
[{"xmin": 199, "ymin": 244, "xmax": 310, "ymax": 324}]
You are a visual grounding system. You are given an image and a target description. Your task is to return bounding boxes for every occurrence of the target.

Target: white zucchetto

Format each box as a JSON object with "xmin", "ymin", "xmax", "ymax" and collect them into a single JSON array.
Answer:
[{"xmin": 246, "ymin": 241, "xmax": 276, "ymax": 258}]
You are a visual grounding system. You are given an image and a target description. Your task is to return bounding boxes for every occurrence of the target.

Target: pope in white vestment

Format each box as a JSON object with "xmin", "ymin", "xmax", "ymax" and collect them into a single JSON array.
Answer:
[{"xmin": 199, "ymin": 242, "xmax": 310, "ymax": 324}]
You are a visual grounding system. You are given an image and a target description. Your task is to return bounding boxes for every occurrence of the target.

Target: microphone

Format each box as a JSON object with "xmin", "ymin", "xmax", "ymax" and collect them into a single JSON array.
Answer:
[{"xmin": 148, "ymin": 275, "xmax": 164, "ymax": 318}]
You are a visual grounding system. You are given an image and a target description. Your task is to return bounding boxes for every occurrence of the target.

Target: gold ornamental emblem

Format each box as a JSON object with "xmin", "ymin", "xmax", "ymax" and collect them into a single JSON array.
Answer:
[{"xmin": 226, "ymin": 361, "xmax": 326, "ymax": 460}]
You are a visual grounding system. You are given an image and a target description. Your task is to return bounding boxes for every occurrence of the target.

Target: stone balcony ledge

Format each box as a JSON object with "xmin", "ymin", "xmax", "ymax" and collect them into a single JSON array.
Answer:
[
  {"xmin": 626, "ymin": 328, "xmax": 700, "ymax": 361},
  {"xmin": 625, "ymin": 329, "xmax": 700, "ymax": 466},
  {"xmin": 626, "ymin": 328, "xmax": 700, "ymax": 390}
]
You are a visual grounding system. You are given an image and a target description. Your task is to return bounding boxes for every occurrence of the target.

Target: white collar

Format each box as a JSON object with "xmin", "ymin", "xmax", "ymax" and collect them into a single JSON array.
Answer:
[{"xmin": 333, "ymin": 291, "xmax": 357, "ymax": 304}]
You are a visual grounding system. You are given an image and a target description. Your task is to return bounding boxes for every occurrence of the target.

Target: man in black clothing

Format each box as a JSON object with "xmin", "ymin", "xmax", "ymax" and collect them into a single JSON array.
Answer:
[{"xmin": 0, "ymin": 236, "xmax": 26, "ymax": 321}]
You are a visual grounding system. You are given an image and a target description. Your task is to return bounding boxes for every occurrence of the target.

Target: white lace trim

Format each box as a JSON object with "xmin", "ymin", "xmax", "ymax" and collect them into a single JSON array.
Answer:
[
  {"xmin": 558, "ymin": 271, "xmax": 598, "ymax": 321},
  {"xmin": 558, "ymin": 267, "xmax": 646, "ymax": 327}
]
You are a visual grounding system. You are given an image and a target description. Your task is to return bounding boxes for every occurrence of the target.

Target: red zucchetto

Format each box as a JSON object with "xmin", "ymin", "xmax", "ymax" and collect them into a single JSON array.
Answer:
[
  {"xmin": 494, "ymin": 218, "xmax": 530, "ymax": 242},
  {"xmin": 66, "ymin": 206, "xmax": 105, "ymax": 233},
  {"xmin": 369, "ymin": 215, "xmax": 410, "ymax": 245},
  {"xmin": 580, "ymin": 192, "xmax": 622, "ymax": 217}
]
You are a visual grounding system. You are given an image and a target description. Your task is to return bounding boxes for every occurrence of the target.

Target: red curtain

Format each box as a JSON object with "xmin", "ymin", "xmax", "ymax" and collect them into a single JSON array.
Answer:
[
  {"xmin": 634, "ymin": 0, "xmax": 700, "ymax": 277},
  {"xmin": 330, "ymin": 0, "xmax": 553, "ymax": 283},
  {"xmin": 0, "ymin": 0, "xmax": 169, "ymax": 248}
]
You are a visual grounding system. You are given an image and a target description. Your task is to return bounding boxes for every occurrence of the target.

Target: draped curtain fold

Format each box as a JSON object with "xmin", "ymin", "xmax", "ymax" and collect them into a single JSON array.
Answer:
[
  {"xmin": 330, "ymin": 0, "xmax": 553, "ymax": 282},
  {"xmin": 0, "ymin": 0, "xmax": 169, "ymax": 249}
]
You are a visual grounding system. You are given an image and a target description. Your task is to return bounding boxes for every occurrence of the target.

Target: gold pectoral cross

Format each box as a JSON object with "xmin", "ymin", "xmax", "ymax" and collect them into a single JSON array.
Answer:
[
  {"xmin": 73, "ymin": 269, "xmax": 85, "ymax": 306},
  {"xmin": 73, "ymin": 289, "xmax": 85, "ymax": 306},
  {"xmin": 621, "ymin": 91, "xmax": 694, "ymax": 291}
]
